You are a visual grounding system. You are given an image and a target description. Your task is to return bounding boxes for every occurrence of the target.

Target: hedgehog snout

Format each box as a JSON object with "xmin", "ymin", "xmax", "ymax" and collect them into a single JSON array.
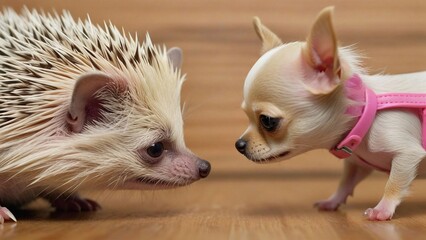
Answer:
[
  {"xmin": 170, "ymin": 154, "xmax": 211, "ymax": 180},
  {"xmin": 197, "ymin": 159, "xmax": 211, "ymax": 178}
]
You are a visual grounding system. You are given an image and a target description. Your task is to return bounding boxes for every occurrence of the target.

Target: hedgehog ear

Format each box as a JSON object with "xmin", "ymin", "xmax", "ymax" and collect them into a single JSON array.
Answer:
[
  {"xmin": 167, "ymin": 47, "xmax": 183, "ymax": 70},
  {"xmin": 253, "ymin": 17, "xmax": 283, "ymax": 55},
  {"xmin": 67, "ymin": 72, "xmax": 115, "ymax": 133}
]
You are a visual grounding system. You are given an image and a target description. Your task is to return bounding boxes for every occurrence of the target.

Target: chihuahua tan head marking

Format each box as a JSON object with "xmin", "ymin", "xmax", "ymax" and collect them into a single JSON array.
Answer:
[
  {"xmin": 237, "ymin": 6, "xmax": 357, "ymax": 163},
  {"xmin": 239, "ymin": 42, "xmax": 306, "ymax": 162},
  {"xmin": 253, "ymin": 17, "xmax": 283, "ymax": 55}
]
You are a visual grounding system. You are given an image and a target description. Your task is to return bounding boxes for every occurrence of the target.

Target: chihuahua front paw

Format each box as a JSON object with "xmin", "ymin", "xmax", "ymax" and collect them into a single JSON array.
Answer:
[
  {"xmin": 364, "ymin": 197, "xmax": 399, "ymax": 221},
  {"xmin": 0, "ymin": 207, "xmax": 17, "ymax": 224},
  {"xmin": 364, "ymin": 208, "xmax": 393, "ymax": 221},
  {"xmin": 314, "ymin": 199, "xmax": 341, "ymax": 211},
  {"xmin": 51, "ymin": 197, "xmax": 101, "ymax": 212}
]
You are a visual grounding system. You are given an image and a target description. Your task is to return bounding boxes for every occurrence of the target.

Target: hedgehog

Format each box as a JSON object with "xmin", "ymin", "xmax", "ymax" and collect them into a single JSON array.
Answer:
[{"xmin": 0, "ymin": 8, "xmax": 211, "ymax": 223}]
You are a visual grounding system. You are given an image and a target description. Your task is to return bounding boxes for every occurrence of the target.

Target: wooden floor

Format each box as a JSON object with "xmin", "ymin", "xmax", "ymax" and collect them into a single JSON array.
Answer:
[{"xmin": 1, "ymin": 0, "xmax": 426, "ymax": 239}]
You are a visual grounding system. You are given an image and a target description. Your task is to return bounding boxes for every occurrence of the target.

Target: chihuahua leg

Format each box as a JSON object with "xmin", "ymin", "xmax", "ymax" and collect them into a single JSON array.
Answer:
[
  {"xmin": 364, "ymin": 152, "xmax": 425, "ymax": 221},
  {"xmin": 314, "ymin": 157, "xmax": 372, "ymax": 211}
]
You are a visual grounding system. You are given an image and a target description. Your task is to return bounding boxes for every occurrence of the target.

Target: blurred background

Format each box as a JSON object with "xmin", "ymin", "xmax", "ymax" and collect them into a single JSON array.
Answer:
[{"xmin": 1, "ymin": 0, "xmax": 426, "ymax": 239}]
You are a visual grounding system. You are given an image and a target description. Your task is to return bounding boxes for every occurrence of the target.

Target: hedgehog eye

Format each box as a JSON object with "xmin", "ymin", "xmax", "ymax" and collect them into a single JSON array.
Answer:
[
  {"xmin": 259, "ymin": 114, "xmax": 281, "ymax": 132},
  {"xmin": 146, "ymin": 142, "xmax": 164, "ymax": 158}
]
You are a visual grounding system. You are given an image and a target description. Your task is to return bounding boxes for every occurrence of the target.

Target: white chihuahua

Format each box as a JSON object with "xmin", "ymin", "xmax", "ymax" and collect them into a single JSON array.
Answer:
[{"xmin": 236, "ymin": 6, "xmax": 426, "ymax": 221}]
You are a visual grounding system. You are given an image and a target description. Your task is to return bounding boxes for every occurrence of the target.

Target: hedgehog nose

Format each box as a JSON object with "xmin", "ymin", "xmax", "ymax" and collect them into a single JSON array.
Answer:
[
  {"xmin": 198, "ymin": 159, "xmax": 211, "ymax": 178},
  {"xmin": 235, "ymin": 139, "xmax": 247, "ymax": 154}
]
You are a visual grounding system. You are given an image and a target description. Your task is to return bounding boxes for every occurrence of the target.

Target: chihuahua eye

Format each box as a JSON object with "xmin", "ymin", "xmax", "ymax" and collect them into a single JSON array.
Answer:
[
  {"xmin": 259, "ymin": 114, "xmax": 281, "ymax": 132},
  {"xmin": 146, "ymin": 142, "xmax": 164, "ymax": 158}
]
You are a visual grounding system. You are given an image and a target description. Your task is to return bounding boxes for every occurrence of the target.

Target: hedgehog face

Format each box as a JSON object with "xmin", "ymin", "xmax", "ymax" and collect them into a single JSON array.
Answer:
[
  {"xmin": 0, "ymin": 10, "xmax": 210, "ymax": 196},
  {"xmin": 63, "ymin": 47, "xmax": 211, "ymax": 190},
  {"xmin": 122, "ymin": 130, "xmax": 211, "ymax": 190},
  {"xmin": 118, "ymin": 102, "xmax": 211, "ymax": 190}
]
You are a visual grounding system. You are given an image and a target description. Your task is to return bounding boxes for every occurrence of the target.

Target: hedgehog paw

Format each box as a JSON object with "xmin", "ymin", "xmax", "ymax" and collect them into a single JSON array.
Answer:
[{"xmin": 51, "ymin": 196, "xmax": 101, "ymax": 212}]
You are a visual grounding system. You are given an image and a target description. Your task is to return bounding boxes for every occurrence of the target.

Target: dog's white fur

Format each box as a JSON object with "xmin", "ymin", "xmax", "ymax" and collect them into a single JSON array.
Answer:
[{"xmin": 239, "ymin": 7, "xmax": 426, "ymax": 220}]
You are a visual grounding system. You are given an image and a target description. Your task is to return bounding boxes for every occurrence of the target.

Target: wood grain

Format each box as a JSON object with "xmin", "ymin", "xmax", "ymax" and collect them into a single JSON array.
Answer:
[{"xmin": 1, "ymin": 0, "xmax": 426, "ymax": 239}]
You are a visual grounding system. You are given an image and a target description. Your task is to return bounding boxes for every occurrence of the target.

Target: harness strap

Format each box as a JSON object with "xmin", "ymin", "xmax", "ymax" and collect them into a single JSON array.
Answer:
[
  {"xmin": 376, "ymin": 93, "xmax": 426, "ymax": 109},
  {"xmin": 330, "ymin": 87, "xmax": 377, "ymax": 159},
  {"xmin": 330, "ymin": 75, "xmax": 426, "ymax": 159}
]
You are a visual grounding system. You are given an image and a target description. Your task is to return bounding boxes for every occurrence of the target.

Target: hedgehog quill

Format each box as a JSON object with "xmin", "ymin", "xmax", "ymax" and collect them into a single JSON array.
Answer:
[{"xmin": 0, "ymin": 8, "xmax": 211, "ymax": 223}]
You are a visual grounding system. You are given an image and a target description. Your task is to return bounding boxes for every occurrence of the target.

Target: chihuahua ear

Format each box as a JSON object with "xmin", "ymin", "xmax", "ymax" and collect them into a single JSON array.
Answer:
[
  {"xmin": 253, "ymin": 17, "xmax": 283, "ymax": 55},
  {"xmin": 67, "ymin": 72, "xmax": 122, "ymax": 133},
  {"xmin": 302, "ymin": 6, "xmax": 341, "ymax": 95},
  {"xmin": 167, "ymin": 47, "xmax": 183, "ymax": 70}
]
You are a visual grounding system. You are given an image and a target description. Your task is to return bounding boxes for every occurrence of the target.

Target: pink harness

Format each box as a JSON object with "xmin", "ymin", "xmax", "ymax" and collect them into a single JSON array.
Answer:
[{"xmin": 330, "ymin": 75, "xmax": 426, "ymax": 171}]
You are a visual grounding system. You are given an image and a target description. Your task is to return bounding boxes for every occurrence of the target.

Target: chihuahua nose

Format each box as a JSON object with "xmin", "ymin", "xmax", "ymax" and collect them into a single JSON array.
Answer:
[
  {"xmin": 235, "ymin": 139, "xmax": 247, "ymax": 154},
  {"xmin": 198, "ymin": 159, "xmax": 211, "ymax": 178}
]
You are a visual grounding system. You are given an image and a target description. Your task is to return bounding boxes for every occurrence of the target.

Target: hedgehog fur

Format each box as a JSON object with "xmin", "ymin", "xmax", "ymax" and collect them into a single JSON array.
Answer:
[{"xmin": 0, "ymin": 8, "xmax": 206, "ymax": 211}]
